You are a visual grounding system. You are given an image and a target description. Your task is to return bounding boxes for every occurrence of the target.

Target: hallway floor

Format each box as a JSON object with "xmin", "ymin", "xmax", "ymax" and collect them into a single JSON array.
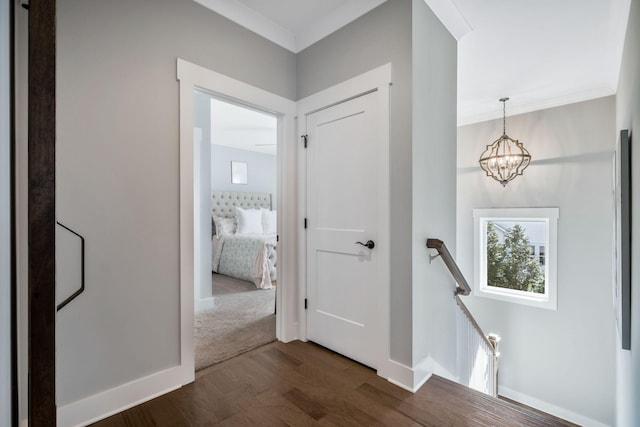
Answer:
[{"xmin": 92, "ymin": 340, "xmax": 576, "ymax": 426}]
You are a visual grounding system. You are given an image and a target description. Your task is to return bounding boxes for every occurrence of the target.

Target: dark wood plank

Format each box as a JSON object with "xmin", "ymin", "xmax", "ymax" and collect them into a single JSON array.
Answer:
[
  {"xmin": 285, "ymin": 340, "xmax": 358, "ymax": 372},
  {"xmin": 28, "ymin": 0, "xmax": 57, "ymax": 425},
  {"xmin": 90, "ymin": 413, "xmax": 127, "ymax": 427},
  {"xmin": 92, "ymin": 341, "xmax": 578, "ymax": 427},
  {"xmin": 357, "ymin": 382, "xmax": 453, "ymax": 427},
  {"xmin": 243, "ymin": 347, "xmax": 415, "ymax": 426},
  {"xmin": 500, "ymin": 396, "xmax": 579, "ymax": 427},
  {"xmin": 232, "ymin": 389, "xmax": 319, "ymax": 427},
  {"xmin": 252, "ymin": 346, "xmax": 304, "ymax": 371},
  {"xmin": 282, "ymin": 387, "xmax": 328, "ymax": 421},
  {"xmin": 218, "ymin": 391, "xmax": 318, "ymax": 427},
  {"xmin": 118, "ymin": 394, "xmax": 190, "ymax": 427},
  {"xmin": 169, "ymin": 379, "xmax": 228, "ymax": 424}
]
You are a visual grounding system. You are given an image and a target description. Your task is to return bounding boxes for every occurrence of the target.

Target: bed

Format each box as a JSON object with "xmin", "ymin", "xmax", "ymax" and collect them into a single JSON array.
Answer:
[{"xmin": 210, "ymin": 191, "xmax": 277, "ymax": 289}]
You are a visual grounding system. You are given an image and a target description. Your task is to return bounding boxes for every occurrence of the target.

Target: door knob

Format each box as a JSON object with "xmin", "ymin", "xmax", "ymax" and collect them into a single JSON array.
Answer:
[{"xmin": 355, "ymin": 240, "xmax": 375, "ymax": 249}]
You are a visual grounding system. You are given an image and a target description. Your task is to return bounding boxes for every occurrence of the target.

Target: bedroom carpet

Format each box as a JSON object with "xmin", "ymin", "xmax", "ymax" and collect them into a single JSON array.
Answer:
[{"xmin": 195, "ymin": 273, "xmax": 276, "ymax": 371}]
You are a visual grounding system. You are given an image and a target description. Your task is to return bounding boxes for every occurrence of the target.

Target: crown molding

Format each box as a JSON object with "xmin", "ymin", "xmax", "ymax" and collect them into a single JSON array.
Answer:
[
  {"xmin": 295, "ymin": 0, "xmax": 387, "ymax": 52},
  {"xmin": 457, "ymin": 86, "xmax": 616, "ymax": 127},
  {"xmin": 422, "ymin": 0, "xmax": 472, "ymax": 41},
  {"xmin": 193, "ymin": 0, "xmax": 297, "ymax": 51},
  {"xmin": 194, "ymin": 0, "xmax": 388, "ymax": 53}
]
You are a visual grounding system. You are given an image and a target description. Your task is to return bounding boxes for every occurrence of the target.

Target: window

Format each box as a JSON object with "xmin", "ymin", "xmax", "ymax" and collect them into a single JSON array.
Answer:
[{"xmin": 473, "ymin": 208, "xmax": 559, "ymax": 310}]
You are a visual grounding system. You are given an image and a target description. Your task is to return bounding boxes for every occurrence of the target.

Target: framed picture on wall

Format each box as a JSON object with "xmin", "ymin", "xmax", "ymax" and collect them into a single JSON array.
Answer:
[
  {"xmin": 614, "ymin": 129, "xmax": 631, "ymax": 350},
  {"xmin": 231, "ymin": 161, "xmax": 248, "ymax": 185}
]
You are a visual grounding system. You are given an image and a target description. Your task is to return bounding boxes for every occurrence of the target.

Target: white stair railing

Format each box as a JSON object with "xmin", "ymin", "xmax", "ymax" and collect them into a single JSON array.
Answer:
[
  {"xmin": 427, "ymin": 238, "xmax": 501, "ymax": 397},
  {"xmin": 455, "ymin": 295, "xmax": 500, "ymax": 397}
]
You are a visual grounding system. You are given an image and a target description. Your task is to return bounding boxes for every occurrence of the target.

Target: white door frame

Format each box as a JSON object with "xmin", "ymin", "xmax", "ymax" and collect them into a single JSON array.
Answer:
[
  {"xmin": 297, "ymin": 63, "xmax": 392, "ymax": 375},
  {"xmin": 177, "ymin": 59, "xmax": 298, "ymax": 384}
]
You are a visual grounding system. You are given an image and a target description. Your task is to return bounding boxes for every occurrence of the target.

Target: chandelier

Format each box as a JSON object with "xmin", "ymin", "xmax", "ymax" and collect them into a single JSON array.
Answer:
[{"xmin": 479, "ymin": 97, "xmax": 531, "ymax": 186}]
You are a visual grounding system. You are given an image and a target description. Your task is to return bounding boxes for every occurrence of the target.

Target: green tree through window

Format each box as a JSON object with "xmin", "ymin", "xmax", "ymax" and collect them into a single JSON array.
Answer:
[{"xmin": 486, "ymin": 223, "xmax": 545, "ymax": 294}]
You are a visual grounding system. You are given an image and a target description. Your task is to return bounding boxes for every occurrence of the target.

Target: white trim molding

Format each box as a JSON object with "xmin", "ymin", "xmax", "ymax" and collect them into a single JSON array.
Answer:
[
  {"xmin": 473, "ymin": 207, "xmax": 559, "ymax": 311},
  {"xmin": 297, "ymin": 63, "xmax": 392, "ymax": 114},
  {"xmin": 383, "ymin": 354, "xmax": 458, "ymax": 393},
  {"xmin": 384, "ymin": 359, "xmax": 430, "ymax": 393},
  {"xmin": 422, "ymin": 0, "xmax": 472, "ymax": 41},
  {"xmin": 177, "ymin": 58, "xmax": 299, "ymax": 365},
  {"xmin": 500, "ymin": 386, "xmax": 611, "ymax": 427},
  {"xmin": 193, "ymin": 0, "xmax": 387, "ymax": 53},
  {"xmin": 294, "ymin": 0, "xmax": 388, "ymax": 52},
  {"xmin": 193, "ymin": 0, "xmax": 296, "ymax": 52},
  {"xmin": 458, "ymin": 87, "xmax": 616, "ymax": 127},
  {"xmin": 57, "ymin": 366, "xmax": 183, "ymax": 427}
]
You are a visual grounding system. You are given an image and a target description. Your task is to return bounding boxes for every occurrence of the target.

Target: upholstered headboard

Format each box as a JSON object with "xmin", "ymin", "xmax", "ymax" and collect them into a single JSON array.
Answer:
[{"xmin": 211, "ymin": 191, "xmax": 272, "ymax": 219}]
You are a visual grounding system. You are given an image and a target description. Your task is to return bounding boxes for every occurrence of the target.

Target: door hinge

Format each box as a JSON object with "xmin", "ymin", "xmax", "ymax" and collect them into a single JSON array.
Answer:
[
  {"xmin": 276, "ymin": 234, "xmax": 279, "ymax": 242},
  {"xmin": 301, "ymin": 134, "xmax": 308, "ymax": 148},
  {"xmin": 21, "ymin": 1, "xmax": 29, "ymax": 10},
  {"xmin": 304, "ymin": 218, "xmax": 307, "ymax": 229},
  {"xmin": 304, "ymin": 298, "xmax": 308, "ymax": 309}
]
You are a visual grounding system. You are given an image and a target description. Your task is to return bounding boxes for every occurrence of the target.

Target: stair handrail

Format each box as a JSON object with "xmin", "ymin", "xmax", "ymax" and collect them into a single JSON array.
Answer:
[
  {"xmin": 426, "ymin": 238, "xmax": 471, "ymax": 296},
  {"xmin": 427, "ymin": 237, "xmax": 501, "ymax": 397}
]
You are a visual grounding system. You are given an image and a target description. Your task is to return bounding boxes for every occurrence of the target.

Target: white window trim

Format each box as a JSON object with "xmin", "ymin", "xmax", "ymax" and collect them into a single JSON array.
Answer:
[{"xmin": 473, "ymin": 208, "xmax": 559, "ymax": 310}]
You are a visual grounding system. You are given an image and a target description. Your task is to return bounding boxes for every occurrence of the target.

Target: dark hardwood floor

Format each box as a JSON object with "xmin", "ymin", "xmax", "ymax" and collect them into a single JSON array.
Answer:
[{"xmin": 92, "ymin": 341, "xmax": 576, "ymax": 426}]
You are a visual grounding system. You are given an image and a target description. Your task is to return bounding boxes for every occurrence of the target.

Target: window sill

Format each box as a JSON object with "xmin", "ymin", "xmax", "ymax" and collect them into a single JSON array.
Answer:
[{"xmin": 476, "ymin": 287, "xmax": 557, "ymax": 310}]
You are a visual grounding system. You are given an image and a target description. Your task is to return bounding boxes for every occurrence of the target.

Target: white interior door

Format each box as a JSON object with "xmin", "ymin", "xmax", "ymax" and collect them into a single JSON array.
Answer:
[{"xmin": 305, "ymin": 90, "xmax": 383, "ymax": 369}]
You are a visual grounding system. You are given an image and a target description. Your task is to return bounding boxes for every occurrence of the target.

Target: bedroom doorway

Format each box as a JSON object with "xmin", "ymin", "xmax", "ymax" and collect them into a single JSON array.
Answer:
[
  {"xmin": 177, "ymin": 59, "xmax": 297, "ymax": 385},
  {"xmin": 193, "ymin": 92, "xmax": 279, "ymax": 370}
]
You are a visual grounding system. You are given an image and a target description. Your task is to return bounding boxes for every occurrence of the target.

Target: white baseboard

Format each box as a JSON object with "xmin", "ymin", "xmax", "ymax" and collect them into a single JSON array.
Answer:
[
  {"xmin": 499, "ymin": 386, "xmax": 611, "ymax": 427},
  {"xmin": 382, "ymin": 358, "xmax": 423, "ymax": 392},
  {"xmin": 57, "ymin": 365, "xmax": 190, "ymax": 427},
  {"xmin": 381, "ymin": 354, "xmax": 460, "ymax": 394},
  {"xmin": 194, "ymin": 296, "xmax": 216, "ymax": 313},
  {"xmin": 279, "ymin": 321, "xmax": 298, "ymax": 343},
  {"xmin": 378, "ymin": 359, "xmax": 433, "ymax": 393}
]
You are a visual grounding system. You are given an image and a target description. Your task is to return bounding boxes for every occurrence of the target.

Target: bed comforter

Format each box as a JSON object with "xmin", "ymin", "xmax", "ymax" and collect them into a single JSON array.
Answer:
[{"xmin": 212, "ymin": 233, "xmax": 277, "ymax": 289}]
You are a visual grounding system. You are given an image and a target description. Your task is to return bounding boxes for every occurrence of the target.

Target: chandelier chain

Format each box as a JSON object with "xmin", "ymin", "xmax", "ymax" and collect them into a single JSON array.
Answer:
[{"xmin": 502, "ymin": 99, "xmax": 506, "ymax": 135}]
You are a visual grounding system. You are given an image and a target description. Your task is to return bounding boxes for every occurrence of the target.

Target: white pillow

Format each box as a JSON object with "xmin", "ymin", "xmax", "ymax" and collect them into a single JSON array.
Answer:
[
  {"xmin": 234, "ymin": 207, "xmax": 263, "ymax": 234},
  {"xmin": 212, "ymin": 216, "xmax": 236, "ymax": 238},
  {"xmin": 261, "ymin": 208, "xmax": 277, "ymax": 234}
]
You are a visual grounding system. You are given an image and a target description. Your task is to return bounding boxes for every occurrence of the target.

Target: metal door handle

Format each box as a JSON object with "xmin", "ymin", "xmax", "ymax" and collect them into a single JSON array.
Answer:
[
  {"xmin": 355, "ymin": 240, "xmax": 375, "ymax": 249},
  {"xmin": 56, "ymin": 222, "xmax": 86, "ymax": 311}
]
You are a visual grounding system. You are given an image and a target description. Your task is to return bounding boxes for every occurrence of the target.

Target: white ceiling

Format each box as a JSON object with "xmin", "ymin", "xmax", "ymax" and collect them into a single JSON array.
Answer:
[
  {"xmin": 450, "ymin": 0, "xmax": 631, "ymax": 125},
  {"xmin": 195, "ymin": 0, "xmax": 632, "ymax": 125},
  {"xmin": 210, "ymin": 98, "xmax": 277, "ymax": 156}
]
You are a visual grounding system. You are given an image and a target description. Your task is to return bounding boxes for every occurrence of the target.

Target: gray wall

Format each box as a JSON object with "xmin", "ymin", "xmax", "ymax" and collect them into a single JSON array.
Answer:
[
  {"xmin": 615, "ymin": 0, "xmax": 640, "ymax": 424},
  {"xmin": 457, "ymin": 97, "xmax": 617, "ymax": 425},
  {"xmin": 0, "ymin": 0, "xmax": 12, "ymax": 424},
  {"xmin": 54, "ymin": 0, "xmax": 458, "ymax": 410},
  {"xmin": 211, "ymin": 145, "xmax": 277, "ymax": 204},
  {"xmin": 297, "ymin": 0, "xmax": 414, "ymax": 365},
  {"xmin": 410, "ymin": 0, "xmax": 458, "ymax": 371},
  {"xmin": 56, "ymin": 0, "xmax": 296, "ymax": 405}
]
